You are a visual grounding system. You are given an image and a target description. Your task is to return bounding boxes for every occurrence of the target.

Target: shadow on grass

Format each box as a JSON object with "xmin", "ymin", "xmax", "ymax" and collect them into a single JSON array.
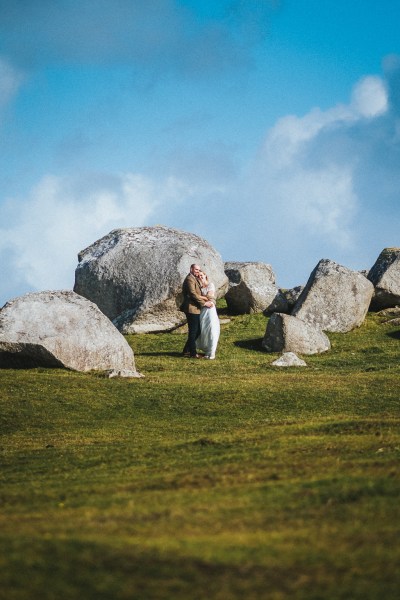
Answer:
[
  {"xmin": 216, "ymin": 306, "xmax": 230, "ymax": 316},
  {"xmin": 1, "ymin": 538, "xmax": 310, "ymax": 600},
  {"xmin": 138, "ymin": 351, "xmax": 184, "ymax": 357},
  {"xmin": 0, "ymin": 357, "xmax": 63, "ymax": 369},
  {"xmin": 386, "ymin": 330, "xmax": 400, "ymax": 340},
  {"xmin": 234, "ymin": 338, "xmax": 264, "ymax": 352},
  {"xmin": 6, "ymin": 534, "xmax": 396, "ymax": 600},
  {"xmin": 0, "ymin": 363, "xmax": 36, "ymax": 370}
]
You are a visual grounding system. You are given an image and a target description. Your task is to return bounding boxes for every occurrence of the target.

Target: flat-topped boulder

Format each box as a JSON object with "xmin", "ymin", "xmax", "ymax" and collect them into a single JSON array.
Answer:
[
  {"xmin": 74, "ymin": 226, "xmax": 228, "ymax": 333},
  {"xmin": 224, "ymin": 261, "xmax": 288, "ymax": 314},
  {"xmin": 262, "ymin": 313, "xmax": 330, "ymax": 355},
  {"xmin": 0, "ymin": 291, "xmax": 140, "ymax": 375},
  {"xmin": 367, "ymin": 248, "xmax": 400, "ymax": 310},
  {"xmin": 292, "ymin": 259, "xmax": 374, "ymax": 332}
]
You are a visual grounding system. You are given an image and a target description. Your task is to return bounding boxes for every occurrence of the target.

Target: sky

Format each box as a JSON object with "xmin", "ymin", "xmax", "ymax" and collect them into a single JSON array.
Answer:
[{"xmin": 1, "ymin": 0, "xmax": 400, "ymax": 306}]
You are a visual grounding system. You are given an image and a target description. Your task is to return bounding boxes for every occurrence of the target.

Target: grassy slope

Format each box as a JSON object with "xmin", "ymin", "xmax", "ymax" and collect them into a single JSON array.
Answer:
[{"xmin": 0, "ymin": 311, "xmax": 399, "ymax": 600}]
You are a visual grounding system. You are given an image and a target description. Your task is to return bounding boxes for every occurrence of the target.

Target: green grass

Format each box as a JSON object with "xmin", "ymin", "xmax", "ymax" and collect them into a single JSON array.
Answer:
[{"xmin": 1, "ymin": 310, "xmax": 399, "ymax": 599}]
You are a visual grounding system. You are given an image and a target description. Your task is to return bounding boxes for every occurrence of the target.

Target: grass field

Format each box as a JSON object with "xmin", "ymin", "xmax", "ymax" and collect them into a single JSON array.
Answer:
[{"xmin": 0, "ymin": 309, "xmax": 399, "ymax": 599}]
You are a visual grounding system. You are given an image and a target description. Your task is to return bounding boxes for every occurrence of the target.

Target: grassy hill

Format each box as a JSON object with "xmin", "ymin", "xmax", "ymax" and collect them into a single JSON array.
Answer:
[{"xmin": 1, "ymin": 310, "xmax": 399, "ymax": 599}]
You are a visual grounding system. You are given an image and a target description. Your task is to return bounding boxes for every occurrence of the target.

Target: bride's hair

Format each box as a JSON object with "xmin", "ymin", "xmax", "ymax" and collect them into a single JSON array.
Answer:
[{"xmin": 200, "ymin": 271, "xmax": 209, "ymax": 285}]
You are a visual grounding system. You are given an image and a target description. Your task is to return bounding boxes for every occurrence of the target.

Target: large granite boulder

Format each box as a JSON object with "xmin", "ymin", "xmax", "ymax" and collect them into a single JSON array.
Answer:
[
  {"xmin": 292, "ymin": 259, "xmax": 374, "ymax": 332},
  {"xmin": 367, "ymin": 248, "xmax": 400, "ymax": 310},
  {"xmin": 74, "ymin": 226, "xmax": 228, "ymax": 333},
  {"xmin": 262, "ymin": 313, "xmax": 330, "ymax": 355},
  {"xmin": 0, "ymin": 291, "xmax": 140, "ymax": 375},
  {"xmin": 224, "ymin": 261, "xmax": 288, "ymax": 315}
]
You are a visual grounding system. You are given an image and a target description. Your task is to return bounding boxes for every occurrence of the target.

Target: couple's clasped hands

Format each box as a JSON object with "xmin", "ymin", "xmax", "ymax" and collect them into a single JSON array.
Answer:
[{"xmin": 200, "ymin": 294, "xmax": 214, "ymax": 308}]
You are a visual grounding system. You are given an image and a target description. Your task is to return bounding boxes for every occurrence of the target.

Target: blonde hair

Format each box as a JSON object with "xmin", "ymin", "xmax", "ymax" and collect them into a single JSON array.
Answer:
[{"xmin": 199, "ymin": 271, "xmax": 209, "ymax": 285}]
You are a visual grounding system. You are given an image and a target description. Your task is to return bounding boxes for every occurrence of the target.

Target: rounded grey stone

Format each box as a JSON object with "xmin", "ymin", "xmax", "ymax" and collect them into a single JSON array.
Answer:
[
  {"xmin": 224, "ymin": 261, "xmax": 288, "ymax": 315},
  {"xmin": 74, "ymin": 226, "xmax": 228, "ymax": 333},
  {"xmin": 0, "ymin": 290, "xmax": 138, "ymax": 373},
  {"xmin": 262, "ymin": 313, "xmax": 330, "ymax": 355}
]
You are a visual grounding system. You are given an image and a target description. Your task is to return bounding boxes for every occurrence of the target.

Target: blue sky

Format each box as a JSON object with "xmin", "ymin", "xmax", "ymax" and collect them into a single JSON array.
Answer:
[{"xmin": 1, "ymin": 0, "xmax": 400, "ymax": 305}]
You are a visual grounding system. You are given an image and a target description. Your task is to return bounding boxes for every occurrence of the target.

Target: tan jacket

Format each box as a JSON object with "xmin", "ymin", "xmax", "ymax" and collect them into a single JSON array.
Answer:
[{"xmin": 180, "ymin": 273, "xmax": 206, "ymax": 315}]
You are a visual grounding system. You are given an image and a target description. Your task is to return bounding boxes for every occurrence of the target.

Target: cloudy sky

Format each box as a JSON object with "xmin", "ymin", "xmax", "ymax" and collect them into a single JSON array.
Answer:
[{"xmin": 1, "ymin": 0, "xmax": 400, "ymax": 305}]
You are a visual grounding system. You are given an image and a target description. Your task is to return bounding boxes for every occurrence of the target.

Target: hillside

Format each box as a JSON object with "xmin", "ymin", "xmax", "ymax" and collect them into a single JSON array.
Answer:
[{"xmin": 0, "ymin": 310, "xmax": 399, "ymax": 600}]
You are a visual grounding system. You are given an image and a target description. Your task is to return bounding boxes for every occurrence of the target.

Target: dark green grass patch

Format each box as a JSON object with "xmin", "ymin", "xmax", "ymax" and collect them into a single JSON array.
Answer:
[{"xmin": 0, "ymin": 312, "xmax": 399, "ymax": 599}]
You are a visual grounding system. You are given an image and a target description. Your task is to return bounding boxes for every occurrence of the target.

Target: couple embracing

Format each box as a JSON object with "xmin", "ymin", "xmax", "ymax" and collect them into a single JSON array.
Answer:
[{"xmin": 181, "ymin": 263, "xmax": 220, "ymax": 359}]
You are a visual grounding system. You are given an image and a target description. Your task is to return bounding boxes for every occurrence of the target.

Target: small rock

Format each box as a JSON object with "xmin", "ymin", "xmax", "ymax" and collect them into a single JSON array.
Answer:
[
  {"xmin": 106, "ymin": 369, "xmax": 144, "ymax": 378},
  {"xmin": 382, "ymin": 317, "xmax": 400, "ymax": 326},
  {"xmin": 377, "ymin": 306, "xmax": 400, "ymax": 317},
  {"xmin": 218, "ymin": 318, "xmax": 231, "ymax": 325},
  {"xmin": 282, "ymin": 285, "xmax": 304, "ymax": 310},
  {"xmin": 271, "ymin": 352, "xmax": 307, "ymax": 367}
]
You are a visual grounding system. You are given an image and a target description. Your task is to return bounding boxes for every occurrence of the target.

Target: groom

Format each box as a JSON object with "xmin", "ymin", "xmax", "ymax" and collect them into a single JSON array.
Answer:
[{"xmin": 181, "ymin": 263, "xmax": 213, "ymax": 358}]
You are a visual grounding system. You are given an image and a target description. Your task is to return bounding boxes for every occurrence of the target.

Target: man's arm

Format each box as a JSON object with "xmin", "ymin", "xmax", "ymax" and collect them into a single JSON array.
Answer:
[{"xmin": 187, "ymin": 276, "xmax": 206, "ymax": 306}]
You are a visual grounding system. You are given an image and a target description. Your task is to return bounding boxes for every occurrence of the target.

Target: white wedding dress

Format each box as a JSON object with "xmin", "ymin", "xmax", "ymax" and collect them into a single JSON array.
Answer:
[{"xmin": 196, "ymin": 283, "xmax": 220, "ymax": 359}]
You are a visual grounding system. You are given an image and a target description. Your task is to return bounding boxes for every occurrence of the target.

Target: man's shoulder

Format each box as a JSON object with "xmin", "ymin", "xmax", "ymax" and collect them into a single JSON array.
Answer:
[{"xmin": 182, "ymin": 273, "xmax": 195, "ymax": 290}]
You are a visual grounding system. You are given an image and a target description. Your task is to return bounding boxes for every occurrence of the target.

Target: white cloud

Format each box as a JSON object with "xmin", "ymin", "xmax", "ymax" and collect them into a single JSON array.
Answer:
[
  {"xmin": 0, "ymin": 172, "xmax": 191, "ymax": 302},
  {"xmin": 117, "ymin": 68, "xmax": 398, "ymax": 289},
  {"xmin": 252, "ymin": 74, "xmax": 390, "ymax": 256},
  {"xmin": 351, "ymin": 75, "xmax": 388, "ymax": 117},
  {"xmin": 0, "ymin": 56, "xmax": 24, "ymax": 110},
  {"xmin": 268, "ymin": 165, "xmax": 357, "ymax": 247},
  {"xmin": 1, "ymin": 67, "xmax": 399, "ymax": 303},
  {"xmin": 262, "ymin": 105, "xmax": 351, "ymax": 169},
  {"xmin": 159, "ymin": 68, "xmax": 396, "ymax": 288},
  {"xmin": 263, "ymin": 77, "xmax": 389, "ymax": 172}
]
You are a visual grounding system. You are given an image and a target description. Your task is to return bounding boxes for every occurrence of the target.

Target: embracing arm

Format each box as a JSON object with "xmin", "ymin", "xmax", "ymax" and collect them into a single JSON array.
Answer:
[
  {"xmin": 186, "ymin": 275, "xmax": 206, "ymax": 306},
  {"xmin": 205, "ymin": 283, "xmax": 216, "ymax": 302}
]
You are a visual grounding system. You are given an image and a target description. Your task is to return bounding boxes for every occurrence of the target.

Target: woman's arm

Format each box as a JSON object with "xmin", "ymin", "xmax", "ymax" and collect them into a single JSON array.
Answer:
[{"xmin": 206, "ymin": 283, "xmax": 216, "ymax": 300}]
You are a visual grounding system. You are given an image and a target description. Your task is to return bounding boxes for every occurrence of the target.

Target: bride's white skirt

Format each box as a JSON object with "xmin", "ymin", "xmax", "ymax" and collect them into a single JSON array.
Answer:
[{"xmin": 196, "ymin": 305, "xmax": 220, "ymax": 358}]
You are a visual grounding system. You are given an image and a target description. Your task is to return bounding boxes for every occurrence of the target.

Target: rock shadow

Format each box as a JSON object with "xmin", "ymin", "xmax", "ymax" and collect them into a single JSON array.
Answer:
[
  {"xmin": 138, "ymin": 351, "xmax": 185, "ymax": 357},
  {"xmin": 386, "ymin": 330, "xmax": 400, "ymax": 340},
  {"xmin": 234, "ymin": 338, "xmax": 264, "ymax": 353}
]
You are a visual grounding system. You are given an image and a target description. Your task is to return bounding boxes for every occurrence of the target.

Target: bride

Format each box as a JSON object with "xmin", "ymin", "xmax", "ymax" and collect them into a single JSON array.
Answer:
[{"xmin": 196, "ymin": 271, "xmax": 220, "ymax": 359}]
